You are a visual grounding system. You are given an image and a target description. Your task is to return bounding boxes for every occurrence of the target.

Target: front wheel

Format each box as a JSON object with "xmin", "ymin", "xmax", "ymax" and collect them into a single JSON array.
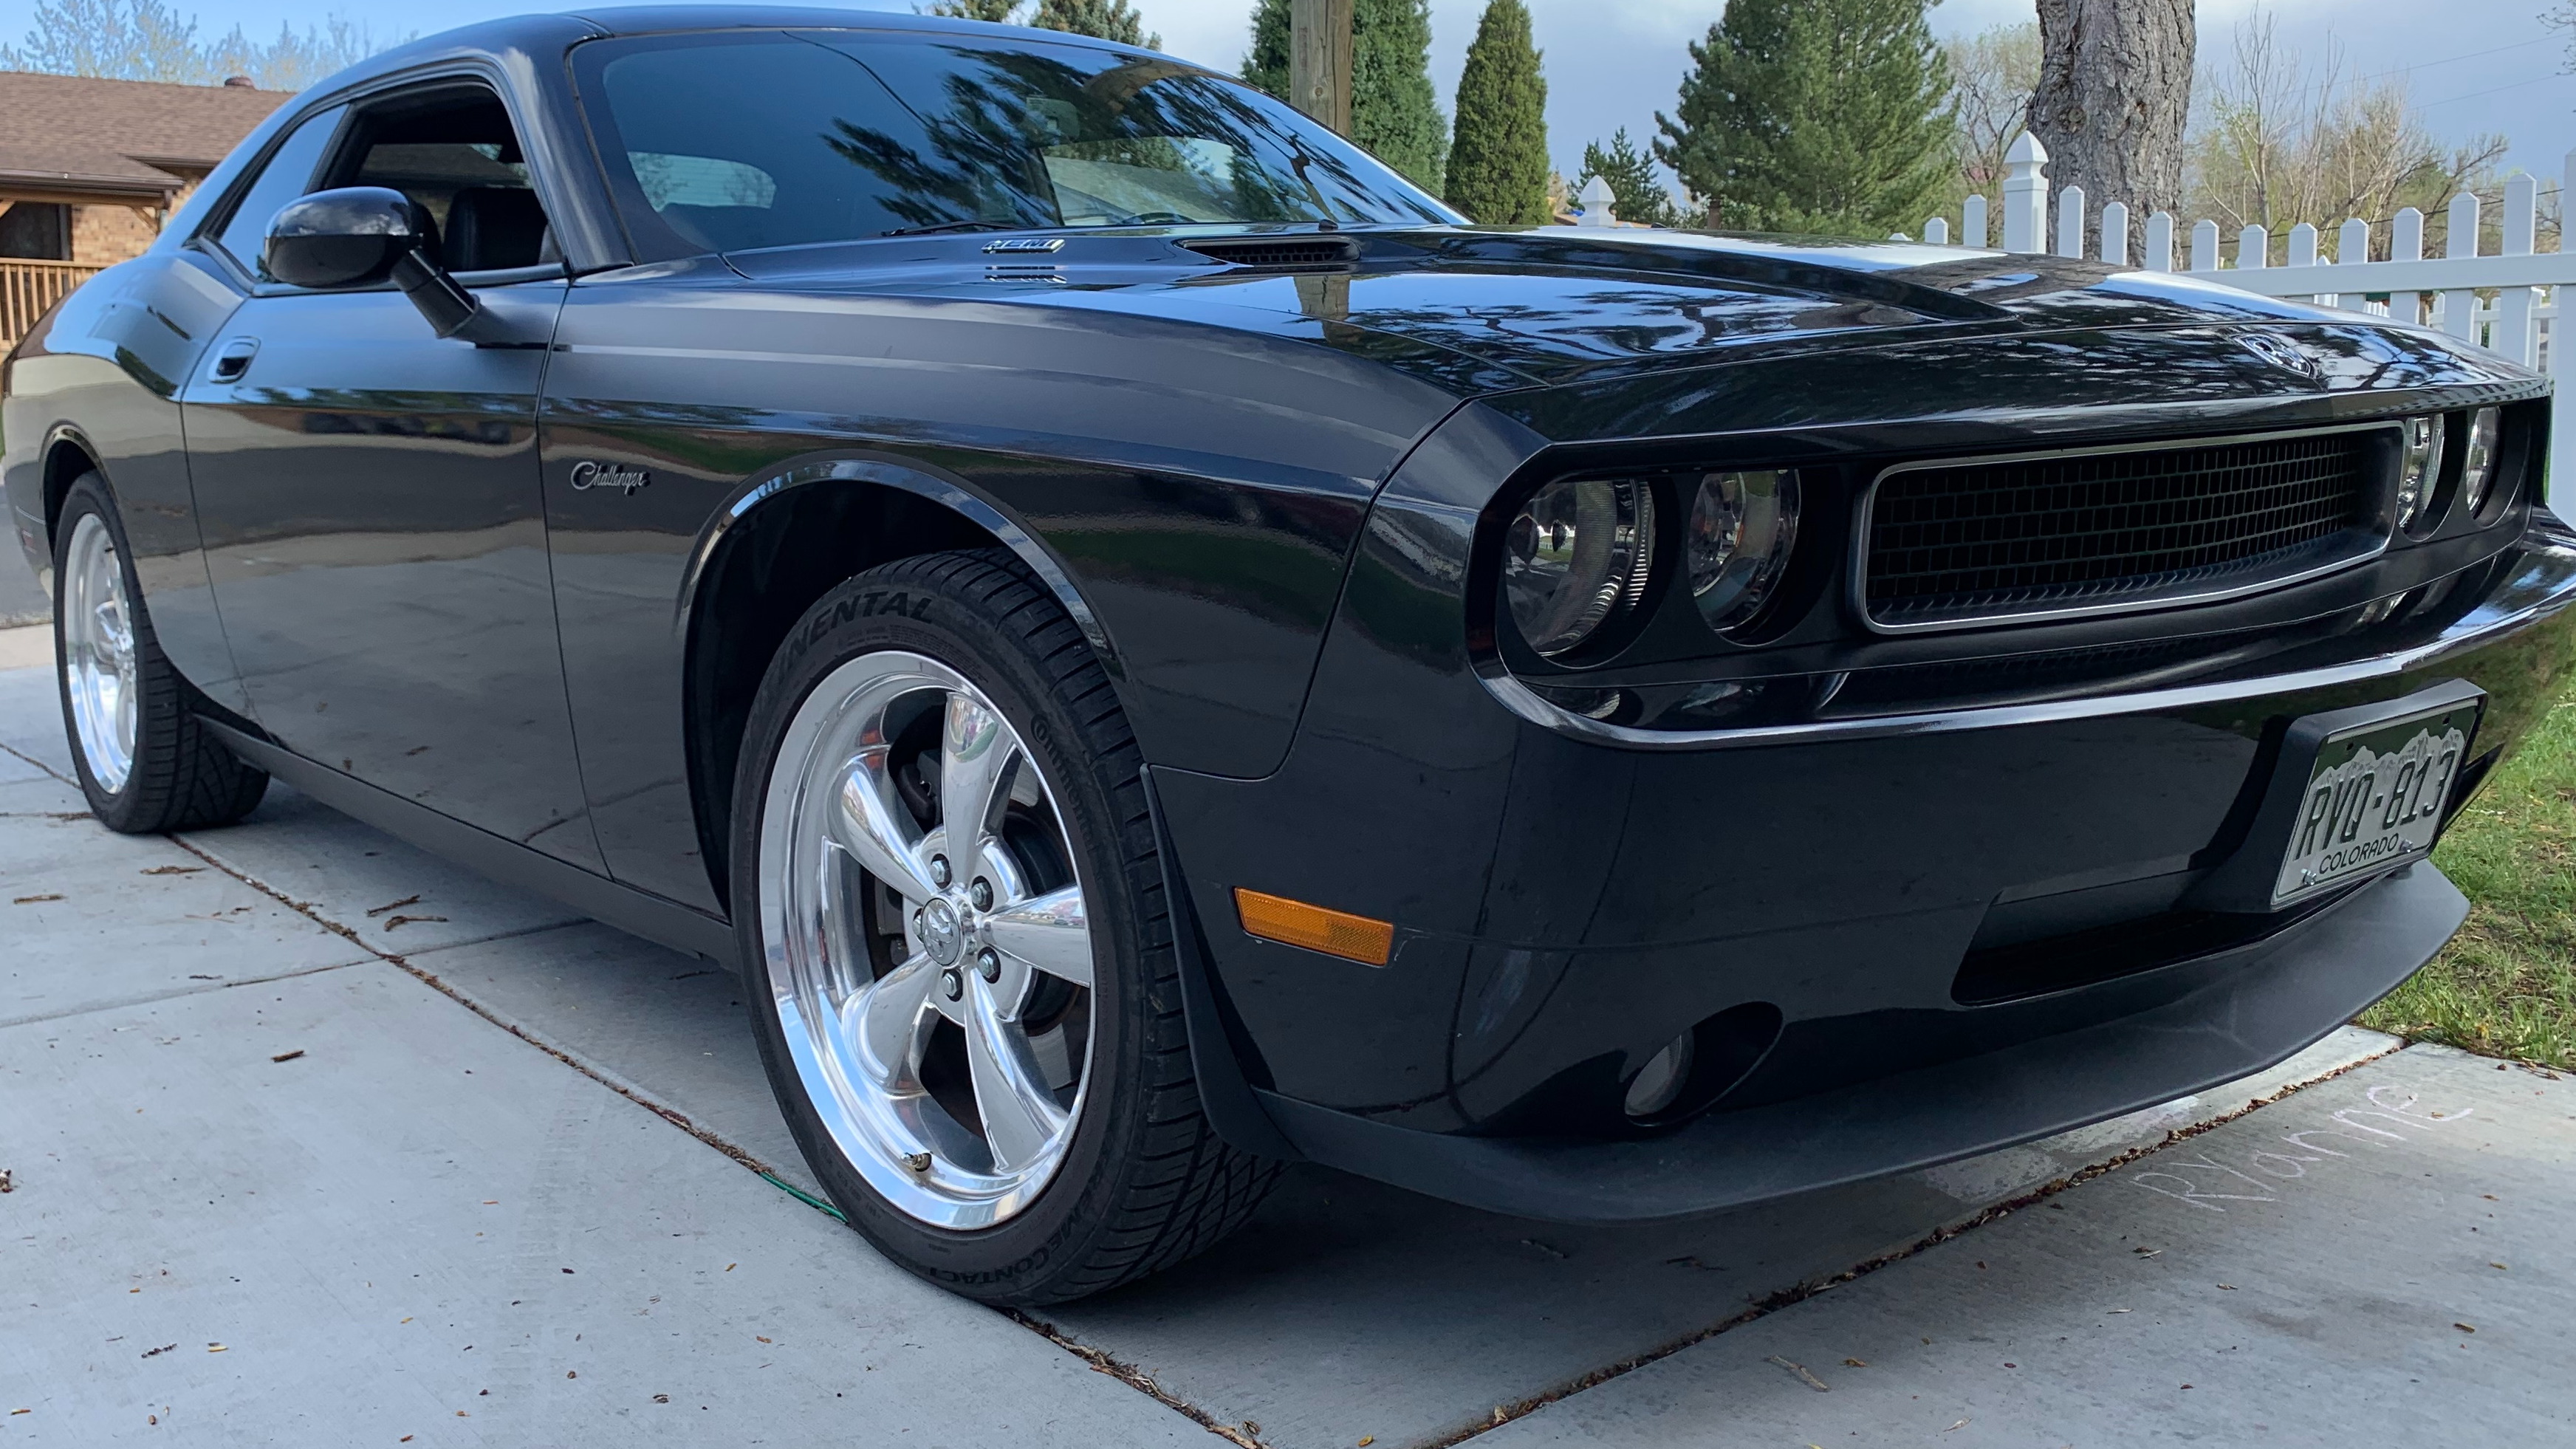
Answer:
[
  {"xmin": 733, "ymin": 549, "xmax": 1275, "ymax": 1304},
  {"xmin": 52, "ymin": 474, "xmax": 267, "ymax": 832}
]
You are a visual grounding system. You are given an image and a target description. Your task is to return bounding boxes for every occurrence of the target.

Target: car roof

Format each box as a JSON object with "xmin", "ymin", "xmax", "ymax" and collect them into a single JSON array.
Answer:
[
  {"xmin": 566, "ymin": 6, "xmax": 1114, "ymax": 40},
  {"xmin": 345, "ymin": 6, "xmax": 1151, "ymax": 82}
]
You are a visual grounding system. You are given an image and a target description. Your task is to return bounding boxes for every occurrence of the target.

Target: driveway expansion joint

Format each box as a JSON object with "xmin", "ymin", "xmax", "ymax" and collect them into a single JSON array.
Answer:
[
  {"xmin": 1014, "ymin": 1309, "xmax": 1275, "ymax": 1448},
  {"xmin": 0, "ymin": 954, "xmax": 375, "ymax": 1030},
  {"xmin": 1414, "ymin": 1030, "xmax": 2407, "ymax": 1448},
  {"xmin": 160, "ymin": 832, "xmax": 805, "ymax": 1185},
  {"xmin": 123, "ymin": 773, "xmax": 1251, "ymax": 1436}
]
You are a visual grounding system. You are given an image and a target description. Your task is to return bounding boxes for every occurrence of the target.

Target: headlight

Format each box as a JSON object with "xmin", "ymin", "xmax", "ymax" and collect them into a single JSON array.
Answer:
[
  {"xmin": 2395, "ymin": 414, "xmax": 2444, "ymax": 533},
  {"xmin": 1501, "ymin": 477, "xmax": 1656, "ymax": 658},
  {"xmin": 1685, "ymin": 470, "xmax": 1799, "ymax": 631},
  {"xmin": 2460, "ymin": 406, "xmax": 2502, "ymax": 514}
]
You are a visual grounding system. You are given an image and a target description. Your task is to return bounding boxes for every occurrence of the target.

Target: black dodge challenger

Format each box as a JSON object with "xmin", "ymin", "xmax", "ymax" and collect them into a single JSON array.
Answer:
[{"xmin": 9, "ymin": 8, "xmax": 2571, "ymax": 1306}]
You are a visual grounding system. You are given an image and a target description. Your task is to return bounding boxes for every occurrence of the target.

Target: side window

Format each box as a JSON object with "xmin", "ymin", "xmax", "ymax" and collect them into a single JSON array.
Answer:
[
  {"xmin": 570, "ymin": 30, "xmax": 1453, "ymax": 264},
  {"xmin": 575, "ymin": 33, "xmax": 952, "ymax": 258},
  {"xmin": 208, "ymin": 106, "xmax": 346, "ymax": 281},
  {"xmin": 327, "ymin": 86, "xmax": 557, "ymax": 275}
]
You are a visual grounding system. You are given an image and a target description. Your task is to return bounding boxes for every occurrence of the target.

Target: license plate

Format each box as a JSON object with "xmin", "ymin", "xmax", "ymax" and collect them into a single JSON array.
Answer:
[{"xmin": 2271, "ymin": 704, "xmax": 2479, "ymax": 906}]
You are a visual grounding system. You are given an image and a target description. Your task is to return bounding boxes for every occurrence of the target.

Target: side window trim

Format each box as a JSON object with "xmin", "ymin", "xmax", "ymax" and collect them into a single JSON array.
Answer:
[
  {"xmin": 199, "ymin": 72, "xmax": 577, "ymax": 296},
  {"xmin": 193, "ymin": 104, "xmax": 355, "ymax": 271}
]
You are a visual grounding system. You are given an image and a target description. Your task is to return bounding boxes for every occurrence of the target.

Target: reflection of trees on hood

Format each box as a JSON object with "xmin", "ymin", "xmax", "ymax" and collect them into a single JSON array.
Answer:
[{"xmin": 821, "ymin": 45, "xmax": 1393, "ymax": 227}]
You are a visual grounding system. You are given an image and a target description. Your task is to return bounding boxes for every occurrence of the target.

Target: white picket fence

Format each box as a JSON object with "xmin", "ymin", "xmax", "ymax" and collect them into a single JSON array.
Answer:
[{"xmin": 1916, "ymin": 134, "xmax": 2572, "ymax": 501}]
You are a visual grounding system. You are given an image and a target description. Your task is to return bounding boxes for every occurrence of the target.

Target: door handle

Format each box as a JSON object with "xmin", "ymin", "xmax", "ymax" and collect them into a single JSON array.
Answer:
[{"xmin": 210, "ymin": 337, "xmax": 259, "ymax": 383}]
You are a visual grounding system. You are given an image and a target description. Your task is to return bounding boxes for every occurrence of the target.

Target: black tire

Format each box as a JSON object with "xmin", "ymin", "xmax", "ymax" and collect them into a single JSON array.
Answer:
[
  {"xmin": 732, "ymin": 548, "xmax": 1278, "ymax": 1305},
  {"xmin": 52, "ymin": 474, "xmax": 268, "ymax": 832}
]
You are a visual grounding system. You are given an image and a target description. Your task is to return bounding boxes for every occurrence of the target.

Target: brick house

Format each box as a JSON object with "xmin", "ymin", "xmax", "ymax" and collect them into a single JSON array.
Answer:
[{"xmin": 0, "ymin": 70, "xmax": 290, "ymax": 267}]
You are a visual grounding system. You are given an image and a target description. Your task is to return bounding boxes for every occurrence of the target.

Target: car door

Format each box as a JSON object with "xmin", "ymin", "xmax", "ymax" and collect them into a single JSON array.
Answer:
[
  {"xmin": 181, "ymin": 78, "xmax": 602, "ymax": 867},
  {"xmin": 538, "ymin": 31, "xmax": 971, "ymax": 911}
]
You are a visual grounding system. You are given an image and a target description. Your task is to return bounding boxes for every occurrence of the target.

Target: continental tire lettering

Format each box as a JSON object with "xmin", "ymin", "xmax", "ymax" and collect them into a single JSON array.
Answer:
[{"xmin": 806, "ymin": 591, "xmax": 939, "ymax": 651}]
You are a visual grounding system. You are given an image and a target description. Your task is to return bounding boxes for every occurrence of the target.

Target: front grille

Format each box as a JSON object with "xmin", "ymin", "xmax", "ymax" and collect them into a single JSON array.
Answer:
[{"xmin": 1862, "ymin": 428, "xmax": 2388, "ymax": 630}]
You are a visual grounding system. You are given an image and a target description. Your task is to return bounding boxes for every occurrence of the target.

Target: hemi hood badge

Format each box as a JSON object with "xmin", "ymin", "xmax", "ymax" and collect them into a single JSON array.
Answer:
[
  {"xmin": 984, "ymin": 236, "xmax": 1066, "ymax": 253},
  {"xmin": 569, "ymin": 460, "xmax": 652, "ymax": 494}
]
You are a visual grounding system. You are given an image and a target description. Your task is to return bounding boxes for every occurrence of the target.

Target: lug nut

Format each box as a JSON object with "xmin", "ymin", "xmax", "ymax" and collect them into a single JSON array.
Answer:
[
  {"xmin": 939, "ymin": 967, "xmax": 962, "ymax": 1001},
  {"xmin": 930, "ymin": 854, "xmax": 951, "ymax": 888},
  {"xmin": 970, "ymin": 878, "xmax": 993, "ymax": 910},
  {"xmin": 976, "ymin": 948, "xmax": 1001, "ymax": 983}
]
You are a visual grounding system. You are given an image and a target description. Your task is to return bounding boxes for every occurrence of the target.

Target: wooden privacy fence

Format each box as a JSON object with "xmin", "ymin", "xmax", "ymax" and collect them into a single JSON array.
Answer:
[
  {"xmin": 1916, "ymin": 134, "xmax": 2574, "ymax": 499},
  {"xmin": 0, "ymin": 258, "xmax": 105, "ymax": 347}
]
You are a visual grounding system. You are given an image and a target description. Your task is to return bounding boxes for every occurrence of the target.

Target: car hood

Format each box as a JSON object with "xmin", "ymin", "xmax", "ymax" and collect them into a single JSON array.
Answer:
[{"xmin": 725, "ymin": 225, "xmax": 2388, "ymax": 392}]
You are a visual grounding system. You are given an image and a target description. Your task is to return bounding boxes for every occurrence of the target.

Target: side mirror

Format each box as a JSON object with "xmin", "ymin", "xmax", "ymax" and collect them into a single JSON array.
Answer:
[
  {"xmin": 263, "ymin": 186, "xmax": 501, "ymax": 343},
  {"xmin": 264, "ymin": 186, "xmax": 421, "ymax": 288}
]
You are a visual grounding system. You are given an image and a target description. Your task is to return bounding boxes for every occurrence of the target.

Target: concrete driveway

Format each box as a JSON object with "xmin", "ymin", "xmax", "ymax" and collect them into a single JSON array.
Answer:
[{"xmin": 3, "ymin": 634, "xmax": 2569, "ymax": 1447}]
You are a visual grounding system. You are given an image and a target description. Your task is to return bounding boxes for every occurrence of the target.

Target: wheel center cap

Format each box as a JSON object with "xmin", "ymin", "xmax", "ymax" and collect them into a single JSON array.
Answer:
[{"xmin": 922, "ymin": 897, "xmax": 964, "ymax": 965}]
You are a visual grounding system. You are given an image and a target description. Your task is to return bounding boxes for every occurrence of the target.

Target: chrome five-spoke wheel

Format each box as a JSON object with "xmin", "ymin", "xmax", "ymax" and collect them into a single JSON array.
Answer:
[
  {"xmin": 758, "ymin": 649, "xmax": 1095, "ymax": 1229},
  {"xmin": 61, "ymin": 510, "xmax": 138, "ymax": 793}
]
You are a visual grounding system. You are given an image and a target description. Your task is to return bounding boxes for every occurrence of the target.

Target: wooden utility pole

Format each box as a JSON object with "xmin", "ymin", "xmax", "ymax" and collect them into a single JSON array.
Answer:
[
  {"xmin": 2029, "ymin": 0, "xmax": 2193, "ymax": 260},
  {"xmin": 1289, "ymin": 0, "xmax": 1353, "ymax": 137}
]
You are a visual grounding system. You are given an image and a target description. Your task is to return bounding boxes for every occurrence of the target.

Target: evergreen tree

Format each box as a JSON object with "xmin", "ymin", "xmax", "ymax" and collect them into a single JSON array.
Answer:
[
  {"xmin": 1354, "ymin": 0, "xmax": 1446, "ymax": 193},
  {"xmin": 924, "ymin": 0, "xmax": 1159, "ymax": 49},
  {"xmin": 1654, "ymin": 0, "xmax": 1953, "ymax": 236},
  {"xmin": 1240, "ymin": 0, "xmax": 1446, "ymax": 195},
  {"xmin": 1444, "ymin": 0, "xmax": 1548, "ymax": 225},
  {"xmin": 1241, "ymin": 0, "xmax": 1289, "ymax": 98},
  {"xmin": 1575, "ymin": 128, "xmax": 1681, "ymax": 227},
  {"xmin": 1033, "ymin": 0, "xmax": 1157, "ymax": 49}
]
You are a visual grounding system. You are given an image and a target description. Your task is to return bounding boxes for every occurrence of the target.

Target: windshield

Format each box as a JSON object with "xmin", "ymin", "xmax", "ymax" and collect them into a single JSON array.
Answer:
[{"xmin": 575, "ymin": 30, "xmax": 1458, "ymax": 259}]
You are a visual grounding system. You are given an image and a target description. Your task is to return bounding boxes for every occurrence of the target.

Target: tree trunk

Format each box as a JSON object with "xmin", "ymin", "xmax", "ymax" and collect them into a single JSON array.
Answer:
[
  {"xmin": 2028, "ymin": 0, "xmax": 2193, "ymax": 261},
  {"xmin": 1290, "ymin": 0, "xmax": 1354, "ymax": 136}
]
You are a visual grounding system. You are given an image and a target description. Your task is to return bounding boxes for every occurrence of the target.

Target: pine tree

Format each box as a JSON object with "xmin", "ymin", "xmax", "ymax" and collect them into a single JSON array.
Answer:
[
  {"xmin": 1241, "ymin": 0, "xmax": 1446, "ymax": 195},
  {"xmin": 1241, "ymin": 0, "xmax": 1289, "ymax": 97},
  {"xmin": 922, "ymin": 0, "xmax": 1019, "ymax": 21},
  {"xmin": 1654, "ymin": 0, "xmax": 1954, "ymax": 236},
  {"xmin": 923, "ymin": 0, "xmax": 1159, "ymax": 49},
  {"xmin": 1033, "ymin": 0, "xmax": 1157, "ymax": 49},
  {"xmin": 1354, "ymin": 0, "xmax": 1446, "ymax": 193},
  {"xmin": 1575, "ymin": 129, "xmax": 1681, "ymax": 227},
  {"xmin": 1444, "ymin": 0, "xmax": 1548, "ymax": 225}
]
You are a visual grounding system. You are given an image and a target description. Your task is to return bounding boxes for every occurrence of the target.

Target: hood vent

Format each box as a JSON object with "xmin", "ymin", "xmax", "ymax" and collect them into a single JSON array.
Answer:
[{"xmin": 1179, "ymin": 236, "xmax": 1359, "ymax": 271}]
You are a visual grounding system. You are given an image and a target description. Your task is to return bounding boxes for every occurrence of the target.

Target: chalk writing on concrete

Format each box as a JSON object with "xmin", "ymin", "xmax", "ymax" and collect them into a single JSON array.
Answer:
[{"xmin": 2127, "ymin": 1085, "xmax": 2473, "ymax": 1213}]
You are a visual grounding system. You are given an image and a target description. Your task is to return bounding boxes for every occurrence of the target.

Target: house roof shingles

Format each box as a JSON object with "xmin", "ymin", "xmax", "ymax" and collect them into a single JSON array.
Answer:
[{"xmin": 0, "ymin": 70, "xmax": 291, "ymax": 205}]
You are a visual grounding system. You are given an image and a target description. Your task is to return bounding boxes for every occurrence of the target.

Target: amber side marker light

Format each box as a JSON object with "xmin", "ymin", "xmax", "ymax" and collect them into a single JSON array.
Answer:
[{"xmin": 1233, "ymin": 888, "xmax": 1394, "ymax": 966}]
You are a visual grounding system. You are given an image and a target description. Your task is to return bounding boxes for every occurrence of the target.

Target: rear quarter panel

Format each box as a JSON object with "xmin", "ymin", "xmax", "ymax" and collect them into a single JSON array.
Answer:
[{"xmin": 4, "ymin": 251, "xmax": 246, "ymax": 705}]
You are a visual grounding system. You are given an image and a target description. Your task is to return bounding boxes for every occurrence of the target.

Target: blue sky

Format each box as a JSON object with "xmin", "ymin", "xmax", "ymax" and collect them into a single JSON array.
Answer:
[{"xmin": 6, "ymin": 0, "xmax": 2566, "ymax": 192}]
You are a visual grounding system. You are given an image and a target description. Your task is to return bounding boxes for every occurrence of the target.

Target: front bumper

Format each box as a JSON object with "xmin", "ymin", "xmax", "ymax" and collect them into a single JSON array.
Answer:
[
  {"xmin": 1246, "ymin": 860, "xmax": 2461, "ymax": 1222},
  {"xmin": 1151, "ymin": 482, "xmax": 2576, "ymax": 1222}
]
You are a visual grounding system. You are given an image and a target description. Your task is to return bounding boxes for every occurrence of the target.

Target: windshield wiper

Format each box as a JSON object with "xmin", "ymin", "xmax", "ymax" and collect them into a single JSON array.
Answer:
[{"xmin": 878, "ymin": 219, "xmax": 1027, "ymax": 237}]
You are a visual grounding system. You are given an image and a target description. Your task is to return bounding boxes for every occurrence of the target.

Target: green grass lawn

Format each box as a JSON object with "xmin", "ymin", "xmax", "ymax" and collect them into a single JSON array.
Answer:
[{"xmin": 2361, "ymin": 693, "xmax": 2576, "ymax": 1069}]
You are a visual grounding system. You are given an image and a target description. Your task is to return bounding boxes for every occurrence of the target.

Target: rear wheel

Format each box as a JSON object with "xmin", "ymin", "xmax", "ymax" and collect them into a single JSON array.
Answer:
[
  {"xmin": 733, "ymin": 549, "xmax": 1275, "ymax": 1304},
  {"xmin": 52, "ymin": 474, "xmax": 267, "ymax": 832}
]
